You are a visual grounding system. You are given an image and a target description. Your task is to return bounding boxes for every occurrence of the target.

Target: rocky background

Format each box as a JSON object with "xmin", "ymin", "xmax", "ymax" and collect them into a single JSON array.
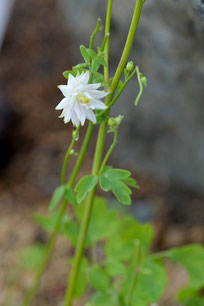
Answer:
[{"xmin": 0, "ymin": 0, "xmax": 204, "ymax": 305}]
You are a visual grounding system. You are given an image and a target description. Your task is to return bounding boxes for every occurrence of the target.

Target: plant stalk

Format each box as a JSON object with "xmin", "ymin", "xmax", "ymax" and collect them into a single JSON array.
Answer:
[{"xmin": 63, "ymin": 1, "xmax": 144, "ymax": 305}]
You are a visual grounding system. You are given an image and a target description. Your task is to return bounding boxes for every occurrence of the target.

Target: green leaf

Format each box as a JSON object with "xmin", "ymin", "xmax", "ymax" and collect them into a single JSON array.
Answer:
[
  {"xmin": 72, "ymin": 63, "xmax": 88, "ymax": 71},
  {"xmin": 89, "ymin": 265, "xmax": 110, "ymax": 291},
  {"xmin": 69, "ymin": 257, "xmax": 89, "ymax": 298},
  {"xmin": 177, "ymin": 287, "xmax": 204, "ymax": 305},
  {"xmin": 34, "ymin": 212, "xmax": 70, "ymax": 232},
  {"xmin": 168, "ymin": 244, "xmax": 204, "ymax": 289},
  {"xmin": 49, "ymin": 185, "xmax": 65, "ymax": 211},
  {"xmin": 64, "ymin": 186, "xmax": 78, "ymax": 205},
  {"xmin": 90, "ymin": 291, "xmax": 119, "ymax": 306},
  {"xmin": 105, "ymin": 216, "xmax": 154, "ymax": 260},
  {"xmin": 75, "ymin": 175, "xmax": 98, "ymax": 203},
  {"xmin": 105, "ymin": 257, "xmax": 126, "ymax": 277},
  {"xmin": 63, "ymin": 70, "xmax": 76, "ymax": 79},
  {"xmin": 122, "ymin": 259, "xmax": 168, "ymax": 304},
  {"xmin": 20, "ymin": 244, "xmax": 45, "ymax": 270},
  {"xmin": 61, "ymin": 220, "xmax": 79, "ymax": 246},
  {"xmin": 87, "ymin": 49, "xmax": 97, "ymax": 59},
  {"xmin": 91, "ymin": 58, "xmax": 101, "ymax": 73},
  {"xmin": 75, "ymin": 197, "xmax": 119, "ymax": 246},
  {"xmin": 121, "ymin": 177, "xmax": 139, "ymax": 189},
  {"xmin": 92, "ymin": 72, "xmax": 105, "ymax": 84},
  {"xmin": 80, "ymin": 45, "xmax": 90, "ymax": 63},
  {"xmin": 99, "ymin": 167, "xmax": 132, "ymax": 205}
]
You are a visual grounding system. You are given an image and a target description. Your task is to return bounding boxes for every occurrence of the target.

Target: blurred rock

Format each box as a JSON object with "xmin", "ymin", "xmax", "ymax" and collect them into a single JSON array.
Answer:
[{"xmin": 59, "ymin": 0, "xmax": 204, "ymax": 193}]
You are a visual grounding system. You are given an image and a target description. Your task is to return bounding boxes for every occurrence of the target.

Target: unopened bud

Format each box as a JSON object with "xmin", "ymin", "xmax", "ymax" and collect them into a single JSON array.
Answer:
[
  {"xmin": 126, "ymin": 61, "xmax": 134, "ymax": 72},
  {"xmin": 115, "ymin": 115, "xmax": 124, "ymax": 125},
  {"xmin": 108, "ymin": 118, "xmax": 116, "ymax": 128},
  {"xmin": 140, "ymin": 75, "xmax": 147, "ymax": 87}
]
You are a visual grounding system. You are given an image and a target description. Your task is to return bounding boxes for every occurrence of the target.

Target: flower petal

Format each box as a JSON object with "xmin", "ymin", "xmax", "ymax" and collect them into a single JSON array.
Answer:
[{"xmin": 89, "ymin": 99, "xmax": 107, "ymax": 110}]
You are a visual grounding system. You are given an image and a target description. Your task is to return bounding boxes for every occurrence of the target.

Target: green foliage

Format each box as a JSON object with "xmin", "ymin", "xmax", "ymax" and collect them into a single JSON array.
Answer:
[
  {"xmin": 177, "ymin": 287, "xmax": 204, "ymax": 306},
  {"xmin": 49, "ymin": 185, "xmax": 77, "ymax": 211},
  {"xmin": 20, "ymin": 244, "xmax": 45, "ymax": 270},
  {"xmin": 105, "ymin": 215, "xmax": 154, "ymax": 260},
  {"xmin": 64, "ymin": 186, "xmax": 78, "ymax": 206},
  {"xmin": 105, "ymin": 257, "xmax": 126, "ymax": 277},
  {"xmin": 70, "ymin": 257, "xmax": 89, "ymax": 298},
  {"xmin": 75, "ymin": 175, "xmax": 98, "ymax": 203},
  {"xmin": 168, "ymin": 245, "xmax": 204, "ymax": 289},
  {"xmin": 34, "ymin": 211, "xmax": 71, "ymax": 232},
  {"xmin": 89, "ymin": 265, "xmax": 110, "ymax": 291},
  {"xmin": 89, "ymin": 290, "xmax": 119, "ymax": 306},
  {"xmin": 80, "ymin": 45, "xmax": 90, "ymax": 64},
  {"xmin": 75, "ymin": 197, "xmax": 119, "ymax": 246},
  {"xmin": 128, "ymin": 259, "xmax": 168, "ymax": 305},
  {"xmin": 49, "ymin": 185, "xmax": 65, "ymax": 210},
  {"xmin": 99, "ymin": 167, "xmax": 139, "ymax": 205}
]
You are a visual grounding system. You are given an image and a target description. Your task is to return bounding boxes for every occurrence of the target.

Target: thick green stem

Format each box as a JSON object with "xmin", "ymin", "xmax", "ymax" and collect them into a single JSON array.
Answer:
[
  {"xmin": 63, "ymin": 1, "xmax": 144, "ymax": 305},
  {"xmin": 21, "ymin": 123, "xmax": 94, "ymax": 306},
  {"xmin": 61, "ymin": 125, "xmax": 80, "ymax": 185}
]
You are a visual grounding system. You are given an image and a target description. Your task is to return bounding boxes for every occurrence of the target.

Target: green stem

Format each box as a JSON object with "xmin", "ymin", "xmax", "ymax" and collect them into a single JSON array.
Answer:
[
  {"xmin": 110, "ymin": 0, "xmax": 143, "ymax": 93},
  {"xmin": 99, "ymin": 68, "xmax": 137, "ymax": 117},
  {"xmin": 21, "ymin": 123, "xmax": 94, "ymax": 306},
  {"xmin": 61, "ymin": 125, "xmax": 80, "ymax": 185},
  {"xmin": 89, "ymin": 18, "xmax": 102, "ymax": 49},
  {"xmin": 98, "ymin": 131, "xmax": 117, "ymax": 175},
  {"xmin": 63, "ymin": 1, "xmax": 144, "ymax": 305},
  {"xmin": 68, "ymin": 123, "xmax": 94, "ymax": 186}
]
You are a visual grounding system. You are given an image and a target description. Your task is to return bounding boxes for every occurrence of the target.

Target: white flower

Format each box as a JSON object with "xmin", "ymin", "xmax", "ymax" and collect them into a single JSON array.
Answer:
[{"xmin": 56, "ymin": 71, "xmax": 108, "ymax": 126}]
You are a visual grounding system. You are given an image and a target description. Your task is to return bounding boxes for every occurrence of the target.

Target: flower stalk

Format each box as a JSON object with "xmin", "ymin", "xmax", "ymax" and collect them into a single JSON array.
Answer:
[{"xmin": 63, "ymin": 1, "xmax": 144, "ymax": 305}]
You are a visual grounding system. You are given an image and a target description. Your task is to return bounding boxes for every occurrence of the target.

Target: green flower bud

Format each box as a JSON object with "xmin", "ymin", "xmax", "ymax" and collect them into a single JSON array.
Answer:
[
  {"xmin": 126, "ymin": 61, "xmax": 134, "ymax": 72},
  {"xmin": 108, "ymin": 118, "xmax": 116, "ymax": 128},
  {"xmin": 115, "ymin": 115, "xmax": 124, "ymax": 125},
  {"xmin": 140, "ymin": 75, "xmax": 147, "ymax": 87}
]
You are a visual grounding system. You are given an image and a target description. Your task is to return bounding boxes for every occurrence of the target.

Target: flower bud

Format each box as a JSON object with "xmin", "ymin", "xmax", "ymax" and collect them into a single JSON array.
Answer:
[
  {"xmin": 126, "ymin": 61, "xmax": 134, "ymax": 72},
  {"xmin": 108, "ymin": 118, "xmax": 116, "ymax": 128},
  {"xmin": 141, "ymin": 75, "xmax": 147, "ymax": 87}
]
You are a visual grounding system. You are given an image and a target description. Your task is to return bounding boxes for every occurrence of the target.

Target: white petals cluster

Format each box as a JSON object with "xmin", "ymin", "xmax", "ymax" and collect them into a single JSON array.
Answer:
[{"xmin": 56, "ymin": 71, "xmax": 108, "ymax": 127}]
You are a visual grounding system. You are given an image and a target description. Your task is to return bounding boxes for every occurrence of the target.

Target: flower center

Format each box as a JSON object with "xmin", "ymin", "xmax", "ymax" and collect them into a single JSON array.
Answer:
[{"xmin": 77, "ymin": 94, "xmax": 90, "ymax": 105}]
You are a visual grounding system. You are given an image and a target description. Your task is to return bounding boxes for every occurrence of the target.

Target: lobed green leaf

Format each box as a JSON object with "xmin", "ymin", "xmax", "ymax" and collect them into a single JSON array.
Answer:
[{"xmin": 75, "ymin": 175, "xmax": 98, "ymax": 203}]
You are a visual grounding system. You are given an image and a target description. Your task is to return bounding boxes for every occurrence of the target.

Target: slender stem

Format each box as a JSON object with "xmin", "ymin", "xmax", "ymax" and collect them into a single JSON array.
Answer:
[
  {"xmin": 63, "ymin": 1, "xmax": 144, "ymax": 305},
  {"xmin": 98, "ymin": 131, "xmax": 117, "ymax": 175},
  {"xmin": 100, "ymin": 33, "xmax": 110, "ymax": 52},
  {"xmin": 68, "ymin": 123, "xmax": 94, "ymax": 186},
  {"xmin": 99, "ymin": 68, "xmax": 137, "ymax": 117},
  {"xmin": 89, "ymin": 18, "xmax": 102, "ymax": 49},
  {"xmin": 21, "ymin": 123, "xmax": 94, "ymax": 306},
  {"xmin": 61, "ymin": 125, "xmax": 80, "ymax": 185}
]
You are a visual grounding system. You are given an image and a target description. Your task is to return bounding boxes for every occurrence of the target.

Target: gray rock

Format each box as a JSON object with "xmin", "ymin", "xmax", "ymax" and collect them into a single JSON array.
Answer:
[{"xmin": 59, "ymin": 0, "xmax": 204, "ymax": 192}]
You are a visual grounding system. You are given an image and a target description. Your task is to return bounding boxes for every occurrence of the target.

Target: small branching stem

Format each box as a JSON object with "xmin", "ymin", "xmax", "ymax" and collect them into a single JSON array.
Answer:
[{"xmin": 61, "ymin": 124, "xmax": 80, "ymax": 185}]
